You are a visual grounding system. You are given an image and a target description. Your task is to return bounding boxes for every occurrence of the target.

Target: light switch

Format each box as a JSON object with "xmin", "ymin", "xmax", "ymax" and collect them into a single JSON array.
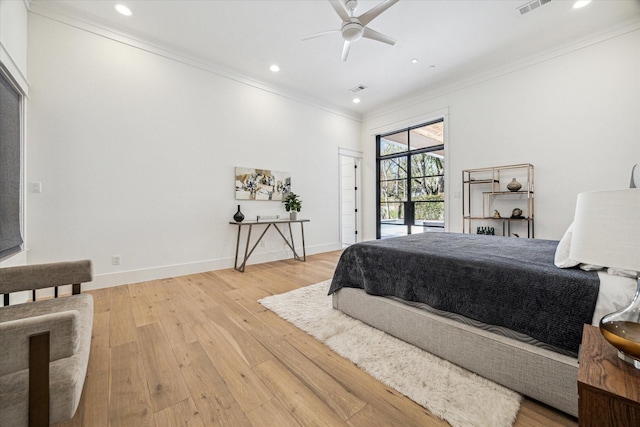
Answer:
[{"xmin": 30, "ymin": 182, "xmax": 42, "ymax": 193}]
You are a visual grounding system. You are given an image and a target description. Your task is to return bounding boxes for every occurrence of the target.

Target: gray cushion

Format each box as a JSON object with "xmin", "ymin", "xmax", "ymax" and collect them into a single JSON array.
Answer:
[
  {"xmin": 0, "ymin": 310, "xmax": 79, "ymax": 376},
  {"xmin": 0, "ymin": 294, "xmax": 93, "ymax": 425}
]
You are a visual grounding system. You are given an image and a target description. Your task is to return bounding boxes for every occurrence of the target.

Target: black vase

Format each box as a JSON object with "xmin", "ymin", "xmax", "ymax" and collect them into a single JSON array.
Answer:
[{"xmin": 233, "ymin": 205, "xmax": 245, "ymax": 222}]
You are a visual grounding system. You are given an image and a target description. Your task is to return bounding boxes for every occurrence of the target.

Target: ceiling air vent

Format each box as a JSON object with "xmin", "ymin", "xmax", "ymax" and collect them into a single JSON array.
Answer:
[
  {"xmin": 349, "ymin": 84, "xmax": 367, "ymax": 93},
  {"xmin": 518, "ymin": 0, "xmax": 551, "ymax": 15}
]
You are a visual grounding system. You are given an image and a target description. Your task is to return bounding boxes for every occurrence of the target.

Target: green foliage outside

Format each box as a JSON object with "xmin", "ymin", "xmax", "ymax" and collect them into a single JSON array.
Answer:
[{"xmin": 379, "ymin": 148, "xmax": 444, "ymax": 221}]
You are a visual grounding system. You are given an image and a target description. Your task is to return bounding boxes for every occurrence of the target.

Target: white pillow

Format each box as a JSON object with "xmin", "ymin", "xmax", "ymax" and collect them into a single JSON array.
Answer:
[{"xmin": 554, "ymin": 223, "xmax": 580, "ymax": 268}]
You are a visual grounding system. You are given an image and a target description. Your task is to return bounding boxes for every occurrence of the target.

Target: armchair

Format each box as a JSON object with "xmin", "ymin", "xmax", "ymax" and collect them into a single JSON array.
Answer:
[{"xmin": 0, "ymin": 260, "xmax": 93, "ymax": 427}]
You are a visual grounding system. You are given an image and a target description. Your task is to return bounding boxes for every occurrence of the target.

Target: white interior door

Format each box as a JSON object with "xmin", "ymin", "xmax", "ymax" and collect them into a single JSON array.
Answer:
[{"xmin": 340, "ymin": 152, "xmax": 361, "ymax": 246}]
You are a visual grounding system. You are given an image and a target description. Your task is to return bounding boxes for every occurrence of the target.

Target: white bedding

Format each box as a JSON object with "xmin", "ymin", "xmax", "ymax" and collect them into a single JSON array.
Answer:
[{"xmin": 591, "ymin": 271, "xmax": 638, "ymax": 325}]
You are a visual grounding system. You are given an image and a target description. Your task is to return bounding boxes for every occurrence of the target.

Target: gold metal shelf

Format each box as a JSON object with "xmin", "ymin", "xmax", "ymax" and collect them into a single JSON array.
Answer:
[
  {"xmin": 464, "ymin": 216, "xmax": 533, "ymax": 221},
  {"xmin": 462, "ymin": 163, "xmax": 534, "ymax": 237}
]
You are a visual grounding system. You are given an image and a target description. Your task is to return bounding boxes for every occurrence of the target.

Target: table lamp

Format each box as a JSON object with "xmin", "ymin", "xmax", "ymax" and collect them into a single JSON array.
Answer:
[{"xmin": 570, "ymin": 189, "xmax": 640, "ymax": 367}]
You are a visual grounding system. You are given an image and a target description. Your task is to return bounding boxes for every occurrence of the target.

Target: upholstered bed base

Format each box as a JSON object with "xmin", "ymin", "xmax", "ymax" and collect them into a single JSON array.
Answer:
[{"xmin": 332, "ymin": 287, "xmax": 579, "ymax": 417}]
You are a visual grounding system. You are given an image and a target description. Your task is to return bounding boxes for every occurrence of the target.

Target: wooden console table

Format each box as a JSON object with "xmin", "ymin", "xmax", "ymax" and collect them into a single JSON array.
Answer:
[
  {"xmin": 229, "ymin": 219, "xmax": 309, "ymax": 272},
  {"xmin": 578, "ymin": 324, "xmax": 640, "ymax": 426}
]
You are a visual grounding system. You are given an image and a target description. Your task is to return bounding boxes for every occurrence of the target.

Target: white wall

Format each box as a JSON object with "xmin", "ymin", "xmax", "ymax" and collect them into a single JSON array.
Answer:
[
  {"xmin": 360, "ymin": 28, "xmax": 640, "ymax": 241},
  {"xmin": 0, "ymin": 0, "xmax": 28, "ymax": 92},
  {"xmin": 26, "ymin": 14, "xmax": 360, "ymax": 288}
]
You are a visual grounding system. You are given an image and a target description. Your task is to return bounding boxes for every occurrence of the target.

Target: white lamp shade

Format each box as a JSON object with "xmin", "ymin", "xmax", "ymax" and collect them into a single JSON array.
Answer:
[{"xmin": 570, "ymin": 189, "xmax": 640, "ymax": 273}]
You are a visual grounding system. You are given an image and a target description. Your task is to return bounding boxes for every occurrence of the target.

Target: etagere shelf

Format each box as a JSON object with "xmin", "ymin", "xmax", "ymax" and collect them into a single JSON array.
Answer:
[{"xmin": 462, "ymin": 163, "xmax": 534, "ymax": 238}]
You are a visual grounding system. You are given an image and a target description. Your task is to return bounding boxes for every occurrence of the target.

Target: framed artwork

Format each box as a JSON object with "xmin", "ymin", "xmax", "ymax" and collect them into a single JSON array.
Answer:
[{"xmin": 235, "ymin": 167, "xmax": 291, "ymax": 200}]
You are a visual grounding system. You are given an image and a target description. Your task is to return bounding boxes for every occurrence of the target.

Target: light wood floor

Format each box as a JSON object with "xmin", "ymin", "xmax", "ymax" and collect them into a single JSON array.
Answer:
[{"xmin": 55, "ymin": 251, "xmax": 578, "ymax": 427}]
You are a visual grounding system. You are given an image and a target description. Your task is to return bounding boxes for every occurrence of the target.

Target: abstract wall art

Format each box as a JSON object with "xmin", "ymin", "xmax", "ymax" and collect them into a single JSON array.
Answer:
[{"xmin": 235, "ymin": 167, "xmax": 291, "ymax": 201}]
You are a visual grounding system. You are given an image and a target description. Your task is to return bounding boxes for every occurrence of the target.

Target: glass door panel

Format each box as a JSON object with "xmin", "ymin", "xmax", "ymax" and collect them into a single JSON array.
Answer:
[
  {"xmin": 409, "ymin": 122, "xmax": 444, "ymax": 150},
  {"xmin": 377, "ymin": 119, "xmax": 445, "ymax": 238},
  {"xmin": 380, "ymin": 203, "xmax": 408, "ymax": 238},
  {"xmin": 380, "ymin": 131, "xmax": 409, "ymax": 155},
  {"xmin": 380, "ymin": 157, "xmax": 407, "ymax": 180},
  {"xmin": 380, "ymin": 179, "xmax": 406, "ymax": 202}
]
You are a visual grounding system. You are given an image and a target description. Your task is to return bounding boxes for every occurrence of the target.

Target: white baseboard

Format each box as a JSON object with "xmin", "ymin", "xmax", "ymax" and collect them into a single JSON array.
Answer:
[{"xmin": 86, "ymin": 242, "xmax": 341, "ymax": 291}]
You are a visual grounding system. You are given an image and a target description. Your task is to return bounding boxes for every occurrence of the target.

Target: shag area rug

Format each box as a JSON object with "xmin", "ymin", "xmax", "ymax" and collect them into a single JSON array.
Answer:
[{"xmin": 259, "ymin": 280, "xmax": 522, "ymax": 427}]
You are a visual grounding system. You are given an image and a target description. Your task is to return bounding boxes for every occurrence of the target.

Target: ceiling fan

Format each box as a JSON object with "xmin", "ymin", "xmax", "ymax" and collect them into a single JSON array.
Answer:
[{"xmin": 303, "ymin": 0, "xmax": 399, "ymax": 62}]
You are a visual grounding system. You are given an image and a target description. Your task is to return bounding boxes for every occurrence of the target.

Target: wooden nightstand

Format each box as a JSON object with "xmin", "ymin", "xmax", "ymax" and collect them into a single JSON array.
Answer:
[{"xmin": 578, "ymin": 324, "xmax": 640, "ymax": 426}]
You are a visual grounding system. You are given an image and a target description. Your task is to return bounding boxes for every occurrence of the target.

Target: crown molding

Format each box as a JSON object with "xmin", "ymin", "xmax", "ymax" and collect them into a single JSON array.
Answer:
[
  {"xmin": 27, "ymin": 3, "xmax": 363, "ymax": 123},
  {"xmin": 0, "ymin": 42, "xmax": 30, "ymax": 96},
  {"xmin": 363, "ymin": 19, "xmax": 640, "ymax": 123}
]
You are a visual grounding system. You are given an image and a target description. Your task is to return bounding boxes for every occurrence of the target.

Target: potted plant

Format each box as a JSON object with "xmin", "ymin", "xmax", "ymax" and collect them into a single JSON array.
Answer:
[{"xmin": 283, "ymin": 192, "xmax": 302, "ymax": 220}]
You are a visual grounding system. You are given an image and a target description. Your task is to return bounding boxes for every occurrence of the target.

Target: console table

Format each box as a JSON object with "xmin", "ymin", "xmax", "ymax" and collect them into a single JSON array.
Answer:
[
  {"xmin": 229, "ymin": 219, "xmax": 309, "ymax": 272},
  {"xmin": 578, "ymin": 324, "xmax": 640, "ymax": 426}
]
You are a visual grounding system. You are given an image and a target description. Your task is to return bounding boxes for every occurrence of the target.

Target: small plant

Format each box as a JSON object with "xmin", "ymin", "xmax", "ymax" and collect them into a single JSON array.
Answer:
[{"xmin": 282, "ymin": 192, "xmax": 302, "ymax": 212}]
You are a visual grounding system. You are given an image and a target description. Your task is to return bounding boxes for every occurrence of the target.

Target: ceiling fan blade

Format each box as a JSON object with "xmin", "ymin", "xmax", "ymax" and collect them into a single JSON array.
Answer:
[
  {"xmin": 358, "ymin": 0, "xmax": 399, "ymax": 27},
  {"xmin": 362, "ymin": 27, "xmax": 396, "ymax": 45},
  {"xmin": 329, "ymin": 0, "xmax": 351, "ymax": 22},
  {"xmin": 341, "ymin": 41, "xmax": 351, "ymax": 62},
  {"xmin": 302, "ymin": 29, "xmax": 340, "ymax": 41}
]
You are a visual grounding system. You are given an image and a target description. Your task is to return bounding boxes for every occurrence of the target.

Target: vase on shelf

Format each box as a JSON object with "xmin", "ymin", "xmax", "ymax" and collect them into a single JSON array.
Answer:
[
  {"xmin": 507, "ymin": 178, "xmax": 522, "ymax": 192},
  {"xmin": 233, "ymin": 205, "xmax": 245, "ymax": 222},
  {"xmin": 289, "ymin": 211, "xmax": 297, "ymax": 220}
]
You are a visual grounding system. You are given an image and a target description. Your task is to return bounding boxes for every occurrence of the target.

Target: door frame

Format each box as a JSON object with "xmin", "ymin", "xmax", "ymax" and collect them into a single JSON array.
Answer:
[
  {"xmin": 375, "ymin": 116, "xmax": 448, "ymax": 239},
  {"xmin": 338, "ymin": 148, "xmax": 362, "ymax": 247}
]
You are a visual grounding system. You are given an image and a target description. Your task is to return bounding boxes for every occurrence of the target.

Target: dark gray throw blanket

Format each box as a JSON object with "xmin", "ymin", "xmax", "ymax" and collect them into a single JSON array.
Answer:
[{"xmin": 328, "ymin": 232, "xmax": 600, "ymax": 354}]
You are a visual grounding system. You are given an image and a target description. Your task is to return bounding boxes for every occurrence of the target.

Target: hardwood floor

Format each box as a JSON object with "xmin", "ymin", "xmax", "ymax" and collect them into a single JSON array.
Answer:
[{"xmin": 55, "ymin": 251, "xmax": 578, "ymax": 427}]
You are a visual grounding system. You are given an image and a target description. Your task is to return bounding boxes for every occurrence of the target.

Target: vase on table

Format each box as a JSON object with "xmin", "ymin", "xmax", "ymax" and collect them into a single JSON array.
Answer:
[{"xmin": 233, "ymin": 205, "xmax": 245, "ymax": 222}]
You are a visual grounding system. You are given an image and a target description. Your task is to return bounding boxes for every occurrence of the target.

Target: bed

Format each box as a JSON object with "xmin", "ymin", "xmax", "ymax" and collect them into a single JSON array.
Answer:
[{"xmin": 328, "ymin": 232, "xmax": 637, "ymax": 417}]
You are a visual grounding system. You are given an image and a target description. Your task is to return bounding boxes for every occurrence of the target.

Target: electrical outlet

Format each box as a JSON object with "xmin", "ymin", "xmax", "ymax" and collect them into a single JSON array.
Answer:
[
  {"xmin": 260, "ymin": 241, "xmax": 266, "ymax": 248},
  {"xmin": 112, "ymin": 255, "xmax": 121, "ymax": 265}
]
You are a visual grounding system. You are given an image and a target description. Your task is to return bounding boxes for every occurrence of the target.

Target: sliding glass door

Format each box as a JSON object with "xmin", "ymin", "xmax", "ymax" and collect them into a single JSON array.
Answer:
[{"xmin": 377, "ymin": 120, "xmax": 444, "ymax": 239}]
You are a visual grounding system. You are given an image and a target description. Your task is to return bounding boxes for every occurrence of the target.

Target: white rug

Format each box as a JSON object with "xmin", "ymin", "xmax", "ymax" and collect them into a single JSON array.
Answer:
[{"xmin": 259, "ymin": 280, "xmax": 522, "ymax": 427}]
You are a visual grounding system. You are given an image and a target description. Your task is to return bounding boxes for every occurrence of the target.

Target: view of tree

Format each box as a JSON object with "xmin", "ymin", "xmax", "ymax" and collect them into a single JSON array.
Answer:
[{"xmin": 379, "ymin": 145, "xmax": 444, "ymax": 222}]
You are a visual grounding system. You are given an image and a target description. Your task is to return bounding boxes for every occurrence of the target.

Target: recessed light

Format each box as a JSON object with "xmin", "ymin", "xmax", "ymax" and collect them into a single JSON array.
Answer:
[
  {"xmin": 353, "ymin": 98, "xmax": 361, "ymax": 104},
  {"xmin": 270, "ymin": 64, "xmax": 280, "ymax": 72},
  {"xmin": 573, "ymin": 0, "xmax": 591, "ymax": 8},
  {"xmin": 114, "ymin": 4, "xmax": 132, "ymax": 16},
  {"xmin": 411, "ymin": 59, "xmax": 418, "ymax": 64}
]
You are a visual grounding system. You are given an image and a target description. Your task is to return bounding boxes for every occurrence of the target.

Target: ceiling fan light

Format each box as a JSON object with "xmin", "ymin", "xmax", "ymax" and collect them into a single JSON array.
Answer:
[{"xmin": 342, "ymin": 22, "xmax": 363, "ymax": 42}]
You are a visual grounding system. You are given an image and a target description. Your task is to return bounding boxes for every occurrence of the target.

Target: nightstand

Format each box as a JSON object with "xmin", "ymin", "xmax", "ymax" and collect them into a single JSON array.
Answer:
[{"xmin": 578, "ymin": 324, "xmax": 640, "ymax": 426}]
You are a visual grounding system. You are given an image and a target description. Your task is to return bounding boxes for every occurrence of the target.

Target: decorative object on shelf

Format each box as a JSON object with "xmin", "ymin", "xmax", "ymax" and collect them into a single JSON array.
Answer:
[
  {"xmin": 283, "ymin": 192, "xmax": 302, "ymax": 220},
  {"xmin": 493, "ymin": 210, "xmax": 501, "ymax": 218},
  {"xmin": 256, "ymin": 215, "xmax": 280, "ymax": 221},
  {"xmin": 233, "ymin": 205, "xmax": 245, "ymax": 222},
  {"xmin": 235, "ymin": 166, "xmax": 291, "ymax": 201},
  {"xmin": 476, "ymin": 226, "xmax": 494, "ymax": 235},
  {"xmin": 570, "ymin": 189, "xmax": 640, "ymax": 368},
  {"xmin": 510, "ymin": 208, "xmax": 524, "ymax": 218},
  {"xmin": 506, "ymin": 178, "xmax": 522, "ymax": 192}
]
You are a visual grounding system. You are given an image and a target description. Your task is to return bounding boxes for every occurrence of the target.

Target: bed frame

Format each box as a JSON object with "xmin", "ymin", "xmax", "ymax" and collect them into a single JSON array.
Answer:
[{"xmin": 332, "ymin": 287, "xmax": 579, "ymax": 417}]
